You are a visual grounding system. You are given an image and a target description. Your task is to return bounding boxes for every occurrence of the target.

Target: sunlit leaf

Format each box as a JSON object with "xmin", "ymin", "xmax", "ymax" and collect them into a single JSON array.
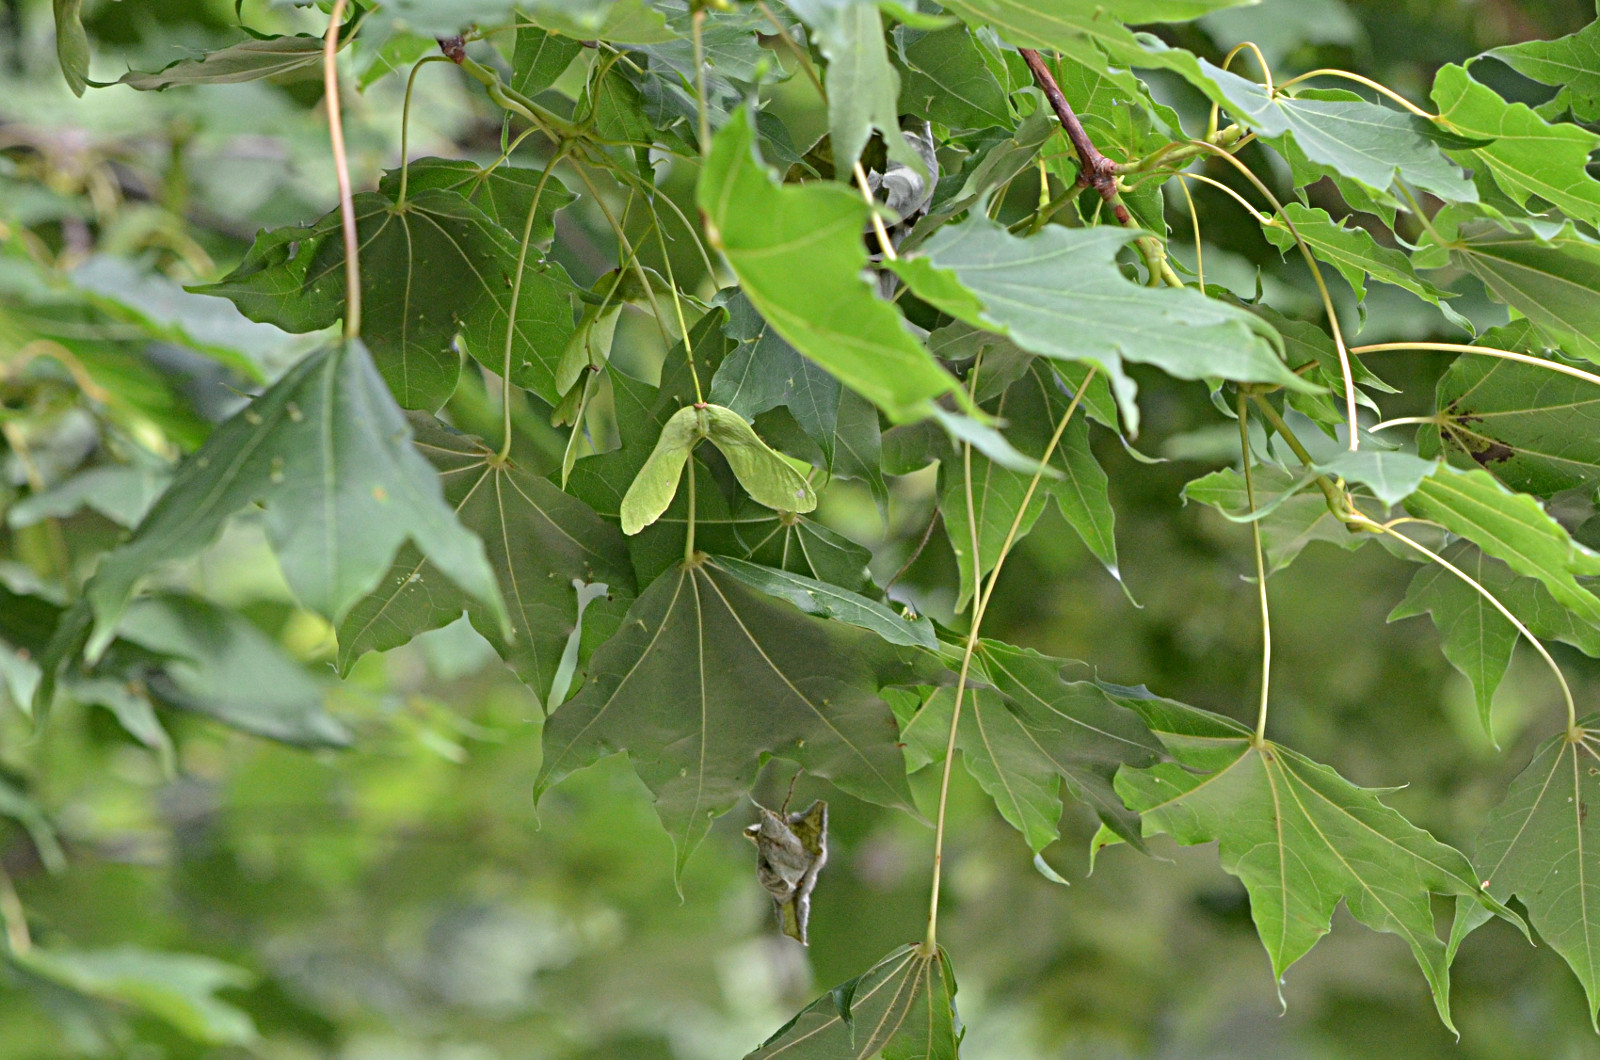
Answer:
[
  {"xmin": 1402, "ymin": 465, "xmax": 1600, "ymax": 627},
  {"xmin": 1433, "ymin": 63, "xmax": 1600, "ymax": 227},
  {"xmin": 698, "ymin": 108, "xmax": 964, "ymax": 422},
  {"xmin": 12, "ymin": 946, "xmax": 256, "ymax": 1045},
  {"xmin": 1116, "ymin": 696, "xmax": 1512, "ymax": 1029},
  {"xmin": 746, "ymin": 943, "xmax": 960, "ymax": 1059},
  {"xmin": 1489, "ymin": 21, "xmax": 1600, "ymax": 123},
  {"xmin": 337, "ymin": 415, "xmax": 635, "ymax": 701},
  {"xmin": 893, "ymin": 217, "xmax": 1310, "ymax": 434},
  {"xmin": 536, "ymin": 559, "xmax": 933, "ymax": 873}
]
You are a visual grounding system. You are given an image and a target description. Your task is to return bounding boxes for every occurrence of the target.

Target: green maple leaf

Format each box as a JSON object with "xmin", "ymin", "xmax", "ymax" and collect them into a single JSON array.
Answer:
[
  {"xmin": 1115, "ymin": 697, "xmax": 1514, "ymax": 1030},
  {"xmin": 746, "ymin": 944, "xmax": 960, "ymax": 1060},
  {"xmin": 337, "ymin": 415, "xmax": 636, "ymax": 703},
  {"xmin": 536, "ymin": 559, "xmax": 938, "ymax": 874}
]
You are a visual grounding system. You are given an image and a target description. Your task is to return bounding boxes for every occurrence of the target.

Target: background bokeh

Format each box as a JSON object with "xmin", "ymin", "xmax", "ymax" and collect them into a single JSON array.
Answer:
[{"xmin": 5, "ymin": 0, "xmax": 1600, "ymax": 1057}]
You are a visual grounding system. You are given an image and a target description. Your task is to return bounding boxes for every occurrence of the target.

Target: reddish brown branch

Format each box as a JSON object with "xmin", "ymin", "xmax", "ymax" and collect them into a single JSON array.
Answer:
[{"xmin": 1018, "ymin": 48, "xmax": 1130, "ymax": 226}]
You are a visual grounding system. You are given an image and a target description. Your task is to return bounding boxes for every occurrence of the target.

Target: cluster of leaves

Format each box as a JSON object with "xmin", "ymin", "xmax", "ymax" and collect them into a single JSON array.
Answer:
[{"xmin": 12, "ymin": 0, "xmax": 1600, "ymax": 1054}]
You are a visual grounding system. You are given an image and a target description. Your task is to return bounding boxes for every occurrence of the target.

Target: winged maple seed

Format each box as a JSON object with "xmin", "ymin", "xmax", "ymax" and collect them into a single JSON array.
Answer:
[{"xmin": 745, "ymin": 800, "xmax": 828, "ymax": 945}]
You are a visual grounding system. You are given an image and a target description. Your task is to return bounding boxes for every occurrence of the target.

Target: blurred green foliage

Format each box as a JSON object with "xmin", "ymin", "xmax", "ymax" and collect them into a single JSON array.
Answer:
[{"xmin": 6, "ymin": 0, "xmax": 1600, "ymax": 1057}]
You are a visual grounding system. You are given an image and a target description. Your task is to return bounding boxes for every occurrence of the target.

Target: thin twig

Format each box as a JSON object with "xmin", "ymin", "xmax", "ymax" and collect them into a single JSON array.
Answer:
[
  {"xmin": 324, "ymin": 0, "xmax": 360, "ymax": 338},
  {"xmin": 924, "ymin": 368, "xmax": 1096, "ymax": 953},
  {"xmin": 1018, "ymin": 49, "xmax": 1123, "ymax": 218},
  {"xmin": 1352, "ymin": 342, "xmax": 1600, "ymax": 390},
  {"xmin": 1238, "ymin": 392, "xmax": 1272, "ymax": 744}
]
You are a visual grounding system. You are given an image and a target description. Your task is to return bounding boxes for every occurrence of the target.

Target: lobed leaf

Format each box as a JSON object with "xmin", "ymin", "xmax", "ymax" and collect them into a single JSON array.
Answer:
[
  {"xmin": 895, "ymin": 217, "xmax": 1311, "ymax": 434},
  {"xmin": 337, "ymin": 415, "xmax": 635, "ymax": 701},
  {"xmin": 1489, "ymin": 20, "xmax": 1600, "ymax": 123},
  {"xmin": 1116, "ymin": 697, "xmax": 1512, "ymax": 1030},
  {"xmin": 1471, "ymin": 720, "xmax": 1600, "ymax": 1027},
  {"xmin": 1417, "ymin": 322, "xmax": 1600, "ymax": 496},
  {"xmin": 1198, "ymin": 62, "xmax": 1475, "ymax": 202},
  {"xmin": 1433, "ymin": 63, "xmax": 1600, "ymax": 227},
  {"xmin": 746, "ymin": 944, "xmax": 960, "ymax": 1060},
  {"xmin": 1390, "ymin": 542, "xmax": 1600, "ymax": 734},
  {"xmin": 1402, "ymin": 465, "xmax": 1600, "ymax": 627},
  {"xmin": 698, "ymin": 108, "xmax": 964, "ymax": 422},
  {"xmin": 536, "ymin": 561, "xmax": 935, "ymax": 875},
  {"xmin": 78, "ymin": 340, "xmax": 506, "ymax": 661}
]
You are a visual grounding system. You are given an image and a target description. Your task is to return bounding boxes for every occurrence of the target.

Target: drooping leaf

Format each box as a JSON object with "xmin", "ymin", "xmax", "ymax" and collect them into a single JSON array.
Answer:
[
  {"xmin": 116, "ymin": 33, "xmax": 342, "ymax": 91},
  {"xmin": 893, "ymin": 217, "xmax": 1310, "ymax": 434},
  {"xmin": 1489, "ymin": 21, "xmax": 1600, "ymax": 123},
  {"xmin": 746, "ymin": 944, "xmax": 960, "ymax": 1060},
  {"xmin": 78, "ymin": 340, "xmax": 506, "ymax": 660},
  {"xmin": 1389, "ymin": 542, "xmax": 1600, "ymax": 734},
  {"xmin": 709, "ymin": 555, "xmax": 936, "ymax": 650},
  {"xmin": 51, "ymin": 0, "xmax": 90, "ymax": 96},
  {"xmin": 1421, "ymin": 212, "xmax": 1600, "ymax": 364},
  {"xmin": 12, "ymin": 946, "xmax": 256, "ymax": 1046},
  {"xmin": 787, "ymin": 0, "xmax": 922, "ymax": 177},
  {"xmin": 923, "ymin": 641, "xmax": 1163, "ymax": 851},
  {"xmin": 118, "ymin": 594, "xmax": 350, "ymax": 747},
  {"xmin": 193, "ymin": 185, "xmax": 577, "ymax": 409},
  {"xmin": 1432, "ymin": 63, "xmax": 1600, "ymax": 227},
  {"xmin": 1197, "ymin": 62, "xmax": 1475, "ymax": 202},
  {"xmin": 536, "ymin": 560, "xmax": 933, "ymax": 873},
  {"xmin": 1471, "ymin": 720, "xmax": 1600, "ymax": 1027},
  {"xmin": 1183, "ymin": 464, "xmax": 1363, "ymax": 572},
  {"xmin": 1402, "ymin": 465, "xmax": 1600, "ymax": 627},
  {"xmin": 1417, "ymin": 323, "xmax": 1600, "ymax": 496},
  {"xmin": 1115, "ymin": 696, "xmax": 1511, "ymax": 1029},
  {"xmin": 1315, "ymin": 450, "xmax": 1439, "ymax": 507},
  {"xmin": 943, "ymin": 361, "xmax": 1120, "ymax": 609},
  {"xmin": 336, "ymin": 416, "xmax": 635, "ymax": 702},
  {"xmin": 698, "ymin": 108, "xmax": 964, "ymax": 422},
  {"xmin": 1261, "ymin": 203, "xmax": 1455, "ymax": 310}
]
